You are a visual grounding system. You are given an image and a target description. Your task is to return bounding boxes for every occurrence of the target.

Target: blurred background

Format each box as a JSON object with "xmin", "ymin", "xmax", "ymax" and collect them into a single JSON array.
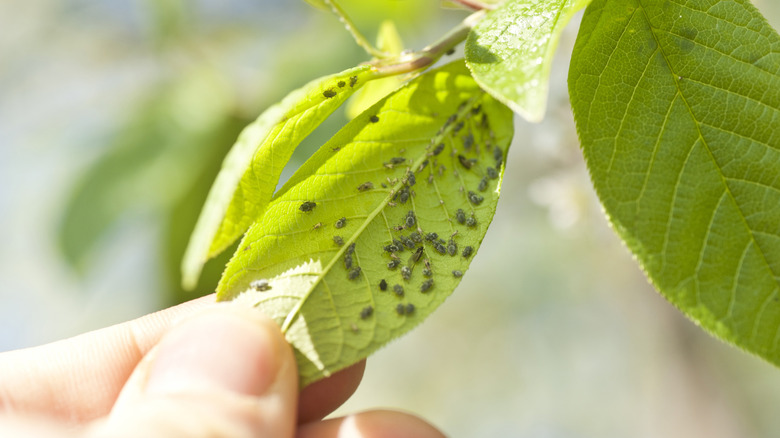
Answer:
[{"xmin": 2, "ymin": 1, "xmax": 780, "ymax": 436}]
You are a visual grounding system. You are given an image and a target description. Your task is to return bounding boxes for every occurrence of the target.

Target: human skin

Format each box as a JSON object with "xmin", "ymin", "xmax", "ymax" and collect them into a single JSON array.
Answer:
[{"xmin": 0, "ymin": 295, "xmax": 445, "ymax": 438}]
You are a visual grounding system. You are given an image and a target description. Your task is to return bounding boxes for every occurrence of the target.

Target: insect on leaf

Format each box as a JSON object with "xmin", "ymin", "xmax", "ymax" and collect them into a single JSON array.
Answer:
[
  {"xmin": 181, "ymin": 65, "xmax": 376, "ymax": 290},
  {"xmin": 465, "ymin": 0, "xmax": 591, "ymax": 122},
  {"xmin": 219, "ymin": 61, "xmax": 514, "ymax": 386},
  {"xmin": 569, "ymin": 0, "xmax": 780, "ymax": 365}
]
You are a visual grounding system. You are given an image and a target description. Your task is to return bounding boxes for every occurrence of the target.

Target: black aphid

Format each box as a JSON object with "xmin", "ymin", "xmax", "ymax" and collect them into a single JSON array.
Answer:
[
  {"xmin": 333, "ymin": 235, "xmax": 344, "ymax": 246},
  {"xmin": 393, "ymin": 239, "xmax": 405, "ymax": 252},
  {"xmin": 360, "ymin": 306, "xmax": 373, "ymax": 319},
  {"xmin": 405, "ymin": 303, "xmax": 415, "ymax": 314},
  {"xmin": 387, "ymin": 259, "xmax": 400, "ymax": 270},
  {"xmin": 406, "ymin": 172, "xmax": 416, "ymax": 186},
  {"xmin": 486, "ymin": 166, "xmax": 499, "ymax": 179},
  {"xmin": 379, "ymin": 279, "xmax": 388, "ymax": 291},
  {"xmin": 405, "ymin": 210, "xmax": 416, "ymax": 228},
  {"xmin": 462, "ymin": 246, "xmax": 474, "ymax": 258},
  {"xmin": 338, "ymin": 80, "xmax": 346, "ymax": 87},
  {"xmin": 447, "ymin": 239, "xmax": 458, "ymax": 256},
  {"xmin": 493, "ymin": 147, "xmax": 503, "ymax": 163},
  {"xmin": 410, "ymin": 246, "xmax": 424, "ymax": 264},
  {"xmin": 417, "ymin": 160, "xmax": 429, "ymax": 172},
  {"xmin": 421, "ymin": 279, "xmax": 433, "ymax": 292},
  {"xmin": 349, "ymin": 75, "xmax": 358, "ymax": 87},
  {"xmin": 478, "ymin": 177, "xmax": 488, "ymax": 192},
  {"xmin": 434, "ymin": 242, "xmax": 447, "ymax": 254},
  {"xmin": 323, "ymin": 89, "xmax": 337, "ymax": 98},
  {"xmin": 381, "ymin": 182, "xmax": 388, "ymax": 188},
  {"xmin": 398, "ymin": 188, "xmax": 409, "ymax": 204},
  {"xmin": 369, "ymin": 115, "xmax": 379, "ymax": 123},
  {"xmin": 401, "ymin": 236, "xmax": 415, "ymax": 249},
  {"xmin": 390, "ymin": 157, "xmax": 406, "ymax": 164},
  {"xmin": 422, "ymin": 267, "xmax": 432, "ymax": 277},
  {"xmin": 300, "ymin": 201, "xmax": 317, "ymax": 212},
  {"xmin": 401, "ymin": 266, "xmax": 412, "ymax": 281},
  {"xmin": 445, "ymin": 114, "xmax": 457, "ymax": 126},
  {"xmin": 433, "ymin": 143, "xmax": 445, "ymax": 156},
  {"xmin": 346, "ymin": 242, "xmax": 356, "ymax": 255},
  {"xmin": 471, "ymin": 104, "xmax": 482, "ymax": 115},
  {"xmin": 384, "ymin": 243, "xmax": 400, "ymax": 253},
  {"xmin": 357, "ymin": 182, "xmax": 374, "ymax": 191},
  {"xmin": 348, "ymin": 267, "xmax": 362, "ymax": 280},
  {"xmin": 393, "ymin": 284, "xmax": 404, "ymax": 297},
  {"xmin": 468, "ymin": 191, "xmax": 484, "ymax": 205},
  {"xmin": 458, "ymin": 155, "xmax": 477, "ymax": 170},
  {"xmin": 396, "ymin": 303, "xmax": 406, "ymax": 315},
  {"xmin": 453, "ymin": 121, "xmax": 464, "ymax": 132},
  {"xmin": 335, "ymin": 217, "xmax": 347, "ymax": 228},
  {"xmin": 462, "ymin": 133, "xmax": 474, "ymax": 150},
  {"xmin": 425, "ymin": 232, "xmax": 438, "ymax": 242},
  {"xmin": 250, "ymin": 279, "xmax": 271, "ymax": 292},
  {"xmin": 452, "ymin": 270, "xmax": 463, "ymax": 277},
  {"xmin": 344, "ymin": 254, "xmax": 353, "ymax": 270},
  {"xmin": 446, "ymin": 48, "xmax": 455, "ymax": 55},
  {"xmin": 455, "ymin": 208, "xmax": 466, "ymax": 224},
  {"xmin": 409, "ymin": 232, "xmax": 422, "ymax": 243},
  {"xmin": 466, "ymin": 216, "xmax": 477, "ymax": 227}
]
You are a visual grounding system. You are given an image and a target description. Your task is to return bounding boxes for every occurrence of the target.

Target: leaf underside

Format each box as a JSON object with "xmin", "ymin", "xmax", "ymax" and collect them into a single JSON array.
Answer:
[
  {"xmin": 219, "ymin": 61, "xmax": 514, "ymax": 386},
  {"xmin": 181, "ymin": 65, "xmax": 375, "ymax": 289},
  {"xmin": 465, "ymin": 0, "xmax": 591, "ymax": 122},
  {"xmin": 569, "ymin": 0, "xmax": 780, "ymax": 363}
]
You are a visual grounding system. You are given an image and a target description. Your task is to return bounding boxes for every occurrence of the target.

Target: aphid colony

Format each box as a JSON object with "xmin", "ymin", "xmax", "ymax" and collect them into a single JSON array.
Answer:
[{"xmin": 292, "ymin": 97, "xmax": 504, "ymax": 326}]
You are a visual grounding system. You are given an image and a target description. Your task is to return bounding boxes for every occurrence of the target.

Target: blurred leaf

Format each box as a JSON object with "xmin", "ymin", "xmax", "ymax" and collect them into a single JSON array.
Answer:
[
  {"xmin": 346, "ymin": 20, "xmax": 406, "ymax": 118},
  {"xmin": 218, "ymin": 62, "xmax": 514, "ymax": 386},
  {"xmin": 182, "ymin": 65, "xmax": 377, "ymax": 290},
  {"xmin": 303, "ymin": 0, "xmax": 329, "ymax": 10},
  {"xmin": 569, "ymin": 0, "xmax": 780, "ymax": 364},
  {"xmin": 465, "ymin": 0, "xmax": 590, "ymax": 122}
]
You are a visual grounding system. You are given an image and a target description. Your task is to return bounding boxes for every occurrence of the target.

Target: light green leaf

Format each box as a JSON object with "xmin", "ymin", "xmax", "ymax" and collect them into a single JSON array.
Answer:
[
  {"xmin": 465, "ymin": 0, "xmax": 591, "ymax": 122},
  {"xmin": 303, "ymin": 0, "xmax": 328, "ymax": 11},
  {"xmin": 218, "ymin": 61, "xmax": 514, "ymax": 386},
  {"xmin": 182, "ymin": 65, "xmax": 375, "ymax": 290},
  {"xmin": 569, "ymin": 0, "xmax": 780, "ymax": 364},
  {"xmin": 346, "ymin": 20, "xmax": 406, "ymax": 119}
]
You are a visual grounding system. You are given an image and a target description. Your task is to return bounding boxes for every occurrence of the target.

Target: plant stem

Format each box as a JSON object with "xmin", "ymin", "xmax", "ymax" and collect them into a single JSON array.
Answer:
[
  {"xmin": 323, "ymin": 0, "xmax": 391, "ymax": 59},
  {"xmin": 371, "ymin": 10, "xmax": 486, "ymax": 76},
  {"xmin": 449, "ymin": 0, "xmax": 498, "ymax": 11}
]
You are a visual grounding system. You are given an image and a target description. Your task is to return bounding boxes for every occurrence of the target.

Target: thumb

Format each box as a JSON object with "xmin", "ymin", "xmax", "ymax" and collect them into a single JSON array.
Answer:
[{"xmin": 92, "ymin": 306, "xmax": 298, "ymax": 438}]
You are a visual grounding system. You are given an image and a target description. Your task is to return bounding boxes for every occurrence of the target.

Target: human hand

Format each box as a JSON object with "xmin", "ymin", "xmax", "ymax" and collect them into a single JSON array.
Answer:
[{"xmin": 0, "ymin": 295, "xmax": 445, "ymax": 437}]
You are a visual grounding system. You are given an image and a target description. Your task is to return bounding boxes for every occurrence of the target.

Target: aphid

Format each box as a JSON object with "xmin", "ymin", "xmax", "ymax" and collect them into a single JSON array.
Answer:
[
  {"xmin": 455, "ymin": 208, "xmax": 466, "ymax": 224},
  {"xmin": 384, "ymin": 243, "xmax": 401, "ymax": 253},
  {"xmin": 446, "ymin": 48, "xmax": 455, "ymax": 55},
  {"xmin": 401, "ymin": 266, "xmax": 412, "ymax": 281},
  {"xmin": 393, "ymin": 239, "xmax": 405, "ymax": 252},
  {"xmin": 338, "ymin": 80, "xmax": 346, "ymax": 87},
  {"xmin": 399, "ymin": 189, "xmax": 409, "ymax": 204},
  {"xmin": 401, "ymin": 236, "xmax": 415, "ymax": 249},
  {"xmin": 323, "ymin": 89, "xmax": 337, "ymax": 98},
  {"xmin": 392, "ymin": 225, "xmax": 405, "ymax": 231},
  {"xmin": 486, "ymin": 166, "xmax": 498, "ymax": 179},
  {"xmin": 405, "ymin": 303, "xmax": 415, "ymax": 314},
  {"xmin": 348, "ymin": 267, "xmax": 362, "ymax": 280},
  {"xmin": 478, "ymin": 177, "xmax": 489, "ymax": 192},
  {"xmin": 312, "ymin": 222, "xmax": 322, "ymax": 230},
  {"xmin": 346, "ymin": 242, "xmax": 356, "ymax": 255},
  {"xmin": 471, "ymin": 104, "xmax": 482, "ymax": 115},
  {"xmin": 452, "ymin": 270, "xmax": 463, "ymax": 277},
  {"xmin": 387, "ymin": 259, "xmax": 400, "ymax": 270},
  {"xmin": 333, "ymin": 235, "xmax": 344, "ymax": 246},
  {"xmin": 458, "ymin": 155, "xmax": 477, "ymax": 170},
  {"xmin": 432, "ymin": 143, "xmax": 445, "ymax": 156},
  {"xmin": 381, "ymin": 182, "xmax": 388, "ymax": 188},
  {"xmin": 417, "ymin": 160, "xmax": 429, "ymax": 172},
  {"xmin": 462, "ymin": 246, "xmax": 474, "ymax": 258},
  {"xmin": 349, "ymin": 75, "xmax": 358, "ymax": 87},
  {"xmin": 422, "ymin": 267, "xmax": 432, "ymax": 277},
  {"xmin": 494, "ymin": 147, "xmax": 503, "ymax": 163},
  {"xmin": 409, "ymin": 246, "xmax": 424, "ymax": 264},
  {"xmin": 468, "ymin": 191, "xmax": 484, "ymax": 205},
  {"xmin": 447, "ymin": 239, "xmax": 457, "ymax": 256},
  {"xmin": 409, "ymin": 232, "xmax": 422, "ymax": 243},
  {"xmin": 434, "ymin": 242, "xmax": 447, "ymax": 254},
  {"xmin": 335, "ymin": 217, "xmax": 347, "ymax": 228},
  {"xmin": 427, "ymin": 174, "xmax": 434, "ymax": 184},
  {"xmin": 300, "ymin": 201, "xmax": 317, "ymax": 212},
  {"xmin": 393, "ymin": 284, "xmax": 404, "ymax": 297},
  {"xmin": 453, "ymin": 121, "xmax": 464, "ymax": 132},
  {"xmin": 344, "ymin": 254, "xmax": 353, "ymax": 270},
  {"xmin": 462, "ymin": 133, "xmax": 474, "ymax": 150},
  {"xmin": 425, "ymin": 232, "xmax": 438, "ymax": 242},
  {"xmin": 388, "ymin": 202, "xmax": 397, "ymax": 207},
  {"xmin": 250, "ymin": 279, "xmax": 271, "ymax": 292},
  {"xmin": 379, "ymin": 279, "xmax": 388, "ymax": 291},
  {"xmin": 369, "ymin": 115, "xmax": 379, "ymax": 123},
  {"xmin": 445, "ymin": 114, "xmax": 457, "ymax": 126},
  {"xmin": 390, "ymin": 157, "xmax": 406, "ymax": 165},
  {"xmin": 406, "ymin": 172, "xmax": 416, "ymax": 186},
  {"xmin": 396, "ymin": 303, "xmax": 406, "ymax": 315},
  {"xmin": 332, "ymin": 146, "xmax": 341, "ymax": 152},
  {"xmin": 360, "ymin": 306, "xmax": 374, "ymax": 319},
  {"xmin": 357, "ymin": 181, "xmax": 374, "ymax": 191},
  {"xmin": 466, "ymin": 216, "xmax": 477, "ymax": 227},
  {"xmin": 421, "ymin": 279, "xmax": 433, "ymax": 292},
  {"xmin": 405, "ymin": 210, "xmax": 416, "ymax": 228}
]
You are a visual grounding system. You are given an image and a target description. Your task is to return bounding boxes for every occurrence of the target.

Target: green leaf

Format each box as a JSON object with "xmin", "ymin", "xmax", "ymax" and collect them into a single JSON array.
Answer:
[
  {"xmin": 218, "ymin": 61, "xmax": 514, "ymax": 386},
  {"xmin": 569, "ymin": 0, "xmax": 780, "ymax": 364},
  {"xmin": 346, "ymin": 20, "xmax": 406, "ymax": 118},
  {"xmin": 465, "ymin": 0, "xmax": 591, "ymax": 122},
  {"xmin": 182, "ymin": 65, "xmax": 375, "ymax": 290},
  {"xmin": 303, "ymin": 0, "xmax": 328, "ymax": 11}
]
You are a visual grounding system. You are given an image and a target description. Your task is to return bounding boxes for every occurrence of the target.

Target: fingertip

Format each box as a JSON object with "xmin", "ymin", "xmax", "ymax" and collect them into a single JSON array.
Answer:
[
  {"xmin": 298, "ymin": 360, "xmax": 366, "ymax": 423},
  {"xmin": 297, "ymin": 410, "xmax": 447, "ymax": 438}
]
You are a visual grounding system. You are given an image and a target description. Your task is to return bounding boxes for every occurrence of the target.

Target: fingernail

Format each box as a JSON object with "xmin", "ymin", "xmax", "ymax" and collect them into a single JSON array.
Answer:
[{"xmin": 145, "ymin": 308, "xmax": 283, "ymax": 397}]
